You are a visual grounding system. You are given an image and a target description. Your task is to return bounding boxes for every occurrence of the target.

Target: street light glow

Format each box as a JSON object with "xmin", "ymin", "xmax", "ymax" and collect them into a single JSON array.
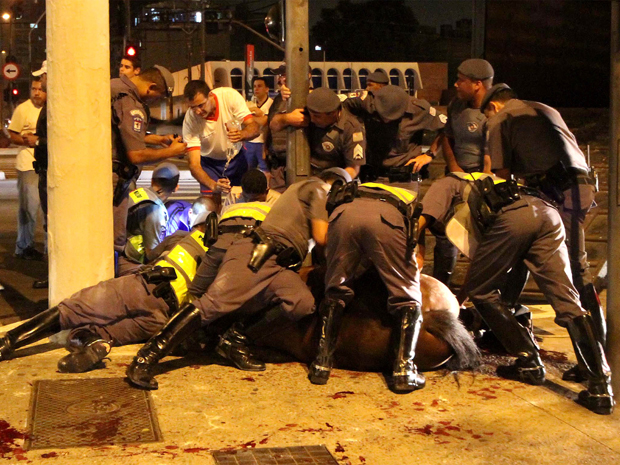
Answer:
[{"xmin": 2, "ymin": 12, "xmax": 10, "ymax": 20}]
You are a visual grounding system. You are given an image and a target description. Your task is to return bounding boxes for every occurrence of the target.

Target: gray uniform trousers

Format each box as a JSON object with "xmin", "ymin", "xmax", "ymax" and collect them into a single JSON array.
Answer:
[
  {"xmin": 325, "ymin": 198, "xmax": 421, "ymax": 313},
  {"xmin": 58, "ymin": 274, "xmax": 170, "ymax": 345},
  {"xmin": 192, "ymin": 238, "xmax": 315, "ymax": 324},
  {"xmin": 467, "ymin": 195, "xmax": 585, "ymax": 327}
]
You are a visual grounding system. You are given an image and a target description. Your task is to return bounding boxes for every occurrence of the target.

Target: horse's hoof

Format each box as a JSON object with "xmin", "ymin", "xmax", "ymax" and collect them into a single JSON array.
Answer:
[
  {"xmin": 308, "ymin": 364, "xmax": 330, "ymax": 385},
  {"xmin": 496, "ymin": 361, "xmax": 545, "ymax": 386},
  {"xmin": 577, "ymin": 385, "xmax": 615, "ymax": 415},
  {"xmin": 562, "ymin": 364, "xmax": 586, "ymax": 383},
  {"xmin": 391, "ymin": 372, "xmax": 426, "ymax": 393}
]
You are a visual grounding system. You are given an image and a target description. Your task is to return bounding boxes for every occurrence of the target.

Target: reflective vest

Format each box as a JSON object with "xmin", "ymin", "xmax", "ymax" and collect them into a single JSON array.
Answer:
[
  {"xmin": 126, "ymin": 187, "xmax": 167, "ymax": 263},
  {"xmin": 154, "ymin": 229, "xmax": 209, "ymax": 306},
  {"xmin": 220, "ymin": 201, "xmax": 271, "ymax": 223},
  {"xmin": 360, "ymin": 182, "xmax": 417, "ymax": 204},
  {"xmin": 448, "ymin": 171, "xmax": 508, "ymax": 185}
]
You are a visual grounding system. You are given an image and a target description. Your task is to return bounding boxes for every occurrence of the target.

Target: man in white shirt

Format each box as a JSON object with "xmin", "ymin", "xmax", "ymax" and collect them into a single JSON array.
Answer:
[
  {"xmin": 243, "ymin": 77, "xmax": 273, "ymax": 173},
  {"xmin": 182, "ymin": 80, "xmax": 259, "ymax": 210},
  {"xmin": 8, "ymin": 78, "xmax": 46, "ymax": 260}
]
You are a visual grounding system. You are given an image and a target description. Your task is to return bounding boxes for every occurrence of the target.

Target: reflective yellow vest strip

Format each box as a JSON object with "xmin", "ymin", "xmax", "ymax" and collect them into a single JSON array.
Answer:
[
  {"xmin": 360, "ymin": 182, "xmax": 417, "ymax": 204},
  {"xmin": 449, "ymin": 172, "xmax": 509, "ymax": 185},
  {"xmin": 154, "ymin": 229, "xmax": 209, "ymax": 306},
  {"xmin": 220, "ymin": 202, "xmax": 271, "ymax": 222},
  {"xmin": 129, "ymin": 187, "xmax": 153, "ymax": 204},
  {"xmin": 127, "ymin": 234, "xmax": 146, "ymax": 263}
]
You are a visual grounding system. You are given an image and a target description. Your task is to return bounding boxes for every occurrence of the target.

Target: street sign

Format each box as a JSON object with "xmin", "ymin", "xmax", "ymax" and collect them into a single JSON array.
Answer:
[{"xmin": 2, "ymin": 63, "xmax": 20, "ymax": 81}]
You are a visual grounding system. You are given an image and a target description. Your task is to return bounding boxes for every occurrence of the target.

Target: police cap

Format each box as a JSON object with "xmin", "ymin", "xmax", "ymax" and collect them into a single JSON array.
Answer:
[
  {"xmin": 367, "ymin": 71, "xmax": 389, "ymax": 85},
  {"xmin": 457, "ymin": 59, "xmax": 494, "ymax": 81},
  {"xmin": 480, "ymin": 83, "xmax": 512, "ymax": 113},
  {"xmin": 306, "ymin": 87, "xmax": 341, "ymax": 113},
  {"xmin": 373, "ymin": 85, "xmax": 409, "ymax": 122},
  {"xmin": 153, "ymin": 162, "xmax": 180, "ymax": 180},
  {"xmin": 153, "ymin": 65, "xmax": 175, "ymax": 97},
  {"xmin": 318, "ymin": 167, "xmax": 352, "ymax": 184}
]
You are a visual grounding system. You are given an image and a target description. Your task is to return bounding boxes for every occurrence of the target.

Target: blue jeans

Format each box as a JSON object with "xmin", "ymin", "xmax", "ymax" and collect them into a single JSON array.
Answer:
[
  {"xmin": 242, "ymin": 142, "xmax": 269, "ymax": 172},
  {"xmin": 16, "ymin": 169, "xmax": 40, "ymax": 254}
]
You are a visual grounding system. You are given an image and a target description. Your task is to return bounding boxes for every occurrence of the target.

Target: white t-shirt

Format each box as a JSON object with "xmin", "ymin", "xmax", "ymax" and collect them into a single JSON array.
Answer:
[
  {"xmin": 8, "ymin": 99, "xmax": 42, "ymax": 172},
  {"xmin": 183, "ymin": 87, "xmax": 252, "ymax": 161},
  {"xmin": 248, "ymin": 96, "xmax": 273, "ymax": 144}
]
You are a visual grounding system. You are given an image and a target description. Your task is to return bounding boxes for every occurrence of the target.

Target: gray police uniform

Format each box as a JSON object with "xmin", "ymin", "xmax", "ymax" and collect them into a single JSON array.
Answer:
[
  {"xmin": 191, "ymin": 179, "xmax": 327, "ymax": 324},
  {"xmin": 325, "ymin": 183, "xmax": 420, "ymax": 311},
  {"xmin": 308, "ymin": 109, "xmax": 366, "ymax": 175},
  {"xmin": 486, "ymin": 99, "xmax": 596, "ymax": 289},
  {"xmin": 188, "ymin": 201, "xmax": 271, "ymax": 298},
  {"xmin": 344, "ymin": 93, "xmax": 445, "ymax": 189},
  {"xmin": 111, "ymin": 75, "xmax": 149, "ymax": 254},
  {"xmin": 266, "ymin": 93, "xmax": 288, "ymax": 192},
  {"xmin": 422, "ymin": 175, "xmax": 585, "ymax": 326},
  {"xmin": 58, "ymin": 229, "xmax": 209, "ymax": 345}
]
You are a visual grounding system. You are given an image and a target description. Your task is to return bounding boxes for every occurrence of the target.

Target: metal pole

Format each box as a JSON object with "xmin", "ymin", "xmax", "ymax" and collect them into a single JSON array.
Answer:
[
  {"xmin": 608, "ymin": 0, "xmax": 620, "ymax": 397},
  {"xmin": 471, "ymin": 0, "xmax": 486, "ymax": 58},
  {"xmin": 284, "ymin": 0, "xmax": 310, "ymax": 185},
  {"xmin": 230, "ymin": 20, "xmax": 284, "ymax": 52},
  {"xmin": 28, "ymin": 11, "xmax": 46, "ymax": 75},
  {"xmin": 46, "ymin": 0, "xmax": 114, "ymax": 304},
  {"xmin": 200, "ymin": 3, "xmax": 206, "ymax": 81}
]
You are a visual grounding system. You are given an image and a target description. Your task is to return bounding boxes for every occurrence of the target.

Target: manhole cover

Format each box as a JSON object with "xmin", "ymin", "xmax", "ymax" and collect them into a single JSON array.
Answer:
[
  {"xmin": 213, "ymin": 445, "xmax": 338, "ymax": 464},
  {"xmin": 26, "ymin": 378, "xmax": 162, "ymax": 450}
]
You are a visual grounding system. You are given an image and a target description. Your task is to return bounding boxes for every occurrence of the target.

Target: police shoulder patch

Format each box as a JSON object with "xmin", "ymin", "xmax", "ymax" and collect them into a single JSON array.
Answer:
[
  {"xmin": 133, "ymin": 115, "xmax": 144, "ymax": 133},
  {"xmin": 429, "ymin": 106, "xmax": 437, "ymax": 116},
  {"xmin": 439, "ymin": 114, "xmax": 448, "ymax": 124},
  {"xmin": 352, "ymin": 131, "xmax": 364, "ymax": 142},
  {"xmin": 322, "ymin": 141, "xmax": 335, "ymax": 152},
  {"xmin": 130, "ymin": 109, "xmax": 146, "ymax": 119},
  {"xmin": 353, "ymin": 144, "xmax": 364, "ymax": 160}
]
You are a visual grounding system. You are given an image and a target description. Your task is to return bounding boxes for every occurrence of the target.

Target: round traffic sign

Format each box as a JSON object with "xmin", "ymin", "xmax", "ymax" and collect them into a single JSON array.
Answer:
[{"xmin": 2, "ymin": 63, "xmax": 20, "ymax": 81}]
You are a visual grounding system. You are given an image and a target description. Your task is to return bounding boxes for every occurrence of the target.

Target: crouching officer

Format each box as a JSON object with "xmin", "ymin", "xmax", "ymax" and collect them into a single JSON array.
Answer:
[
  {"xmin": 0, "ymin": 218, "xmax": 210, "ymax": 373},
  {"xmin": 419, "ymin": 172, "xmax": 614, "ymax": 415},
  {"xmin": 126, "ymin": 171, "xmax": 337, "ymax": 390},
  {"xmin": 482, "ymin": 84, "xmax": 604, "ymax": 383},
  {"xmin": 308, "ymin": 176, "xmax": 424, "ymax": 393}
]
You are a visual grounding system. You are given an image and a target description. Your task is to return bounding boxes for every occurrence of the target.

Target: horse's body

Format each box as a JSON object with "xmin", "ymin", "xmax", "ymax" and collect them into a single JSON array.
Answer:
[{"xmin": 250, "ymin": 269, "xmax": 479, "ymax": 372}]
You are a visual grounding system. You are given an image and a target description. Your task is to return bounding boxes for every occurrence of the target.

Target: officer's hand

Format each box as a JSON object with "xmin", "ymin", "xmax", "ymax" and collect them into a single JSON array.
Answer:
[
  {"xmin": 407, "ymin": 154, "xmax": 432, "ymax": 173},
  {"xmin": 214, "ymin": 178, "xmax": 231, "ymax": 194},
  {"xmin": 280, "ymin": 85, "xmax": 291, "ymax": 101},
  {"xmin": 286, "ymin": 108, "xmax": 309, "ymax": 128},
  {"xmin": 169, "ymin": 137, "xmax": 187, "ymax": 156},
  {"xmin": 159, "ymin": 134, "xmax": 176, "ymax": 147},
  {"xmin": 23, "ymin": 133, "xmax": 38, "ymax": 148}
]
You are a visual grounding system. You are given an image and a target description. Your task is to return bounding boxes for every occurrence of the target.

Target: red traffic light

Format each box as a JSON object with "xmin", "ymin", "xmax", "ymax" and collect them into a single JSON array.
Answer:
[
  {"xmin": 11, "ymin": 88, "xmax": 18, "ymax": 95},
  {"xmin": 126, "ymin": 45, "xmax": 137, "ymax": 57}
]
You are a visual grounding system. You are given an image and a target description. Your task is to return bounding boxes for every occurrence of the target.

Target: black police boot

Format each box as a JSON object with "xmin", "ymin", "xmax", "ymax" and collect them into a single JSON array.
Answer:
[
  {"xmin": 126, "ymin": 304, "xmax": 201, "ymax": 390},
  {"xmin": 215, "ymin": 322, "xmax": 266, "ymax": 371},
  {"xmin": 57, "ymin": 328, "xmax": 111, "ymax": 373},
  {"xmin": 308, "ymin": 298, "xmax": 345, "ymax": 385},
  {"xmin": 0, "ymin": 307, "xmax": 61, "ymax": 361},
  {"xmin": 391, "ymin": 304, "xmax": 426, "ymax": 393},
  {"xmin": 566, "ymin": 314, "xmax": 615, "ymax": 415},
  {"xmin": 564, "ymin": 284, "xmax": 607, "ymax": 383},
  {"xmin": 474, "ymin": 301, "xmax": 545, "ymax": 385}
]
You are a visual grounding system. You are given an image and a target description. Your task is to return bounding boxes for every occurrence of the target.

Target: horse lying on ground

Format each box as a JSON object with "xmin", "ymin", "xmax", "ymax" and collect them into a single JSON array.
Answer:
[{"xmin": 242, "ymin": 268, "xmax": 480, "ymax": 373}]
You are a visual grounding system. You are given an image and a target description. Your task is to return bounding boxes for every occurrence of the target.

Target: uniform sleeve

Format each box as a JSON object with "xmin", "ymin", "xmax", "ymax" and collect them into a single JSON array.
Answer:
[
  {"xmin": 8, "ymin": 104, "xmax": 25, "ymax": 134},
  {"xmin": 342, "ymin": 118, "xmax": 366, "ymax": 167},
  {"xmin": 115, "ymin": 97, "xmax": 147, "ymax": 152},
  {"xmin": 301, "ymin": 182, "xmax": 329, "ymax": 222},
  {"xmin": 141, "ymin": 204, "xmax": 167, "ymax": 251},
  {"xmin": 485, "ymin": 117, "xmax": 509, "ymax": 171},
  {"xmin": 412, "ymin": 99, "xmax": 447, "ymax": 132},
  {"xmin": 421, "ymin": 176, "xmax": 463, "ymax": 224},
  {"xmin": 227, "ymin": 89, "xmax": 252, "ymax": 122},
  {"xmin": 342, "ymin": 96, "xmax": 367, "ymax": 117},
  {"xmin": 182, "ymin": 111, "xmax": 202, "ymax": 151}
]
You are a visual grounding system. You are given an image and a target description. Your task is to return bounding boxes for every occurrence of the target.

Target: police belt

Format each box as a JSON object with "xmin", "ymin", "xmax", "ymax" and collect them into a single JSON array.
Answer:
[
  {"xmin": 360, "ymin": 164, "xmax": 424, "ymax": 184},
  {"xmin": 219, "ymin": 224, "xmax": 255, "ymax": 236},
  {"xmin": 139, "ymin": 266, "xmax": 179, "ymax": 314},
  {"xmin": 247, "ymin": 228, "xmax": 302, "ymax": 272}
]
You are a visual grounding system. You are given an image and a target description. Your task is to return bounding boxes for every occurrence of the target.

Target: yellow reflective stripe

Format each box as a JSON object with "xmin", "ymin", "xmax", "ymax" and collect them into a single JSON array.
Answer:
[
  {"xmin": 220, "ymin": 203, "xmax": 271, "ymax": 222},
  {"xmin": 128, "ymin": 235, "xmax": 145, "ymax": 262},
  {"xmin": 154, "ymin": 230, "xmax": 208, "ymax": 305},
  {"xmin": 361, "ymin": 182, "xmax": 416, "ymax": 203},
  {"xmin": 451, "ymin": 172, "xmax": 508, "ymax": 185},
  {"xmin": 129, "ymin": 188, "xmax": 150, "ymax": 203}
]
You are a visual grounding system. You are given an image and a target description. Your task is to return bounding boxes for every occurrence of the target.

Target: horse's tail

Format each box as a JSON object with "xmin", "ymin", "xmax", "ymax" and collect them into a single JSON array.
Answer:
[{"xmin": 423, "ymin": 309, "xmax": 480, "ymax": 371}]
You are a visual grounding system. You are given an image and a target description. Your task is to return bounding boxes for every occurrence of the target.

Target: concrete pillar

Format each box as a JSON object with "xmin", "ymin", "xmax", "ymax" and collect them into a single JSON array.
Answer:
[
  {"xmin": 608, "ymin": 0, "xmax": 620, "ymax": 395},
  {"xmin": 285, "ymin": 0, "xmax": 311, "ymax": 185},
  {"xmin": 47, "ymin": 0, "xmax": 114, "ymax": 305}
]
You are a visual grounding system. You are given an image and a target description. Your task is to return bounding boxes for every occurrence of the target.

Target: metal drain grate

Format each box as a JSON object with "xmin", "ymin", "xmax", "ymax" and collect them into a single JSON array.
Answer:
[
  {"xmin": 26, "ymin": 378, "xmax": 162, "ymax": 450},
  {"xmin": 213, "ymin": 445, "xmax": 338, "ymax": 464}
]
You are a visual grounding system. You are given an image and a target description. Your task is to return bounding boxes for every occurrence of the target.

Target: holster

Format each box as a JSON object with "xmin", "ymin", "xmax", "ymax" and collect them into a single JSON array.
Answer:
[
  {"xmin": 141, "ymin": 266, "xmax": 179, "ymax": 314},
  {"xmin": 386, "ymin": 165, "xmax": 423, "ymax": 184},
  {"xmin": 405, "ymin": 202, "xmax": 423, "ymax": 262},
  {"xmin": 247, "ymin": 229, "xmax": 301, "ymax": 273},
  {"xmin": 203, "ymin": 212, "xmax": 220, "ymax": 247},
  {"xmin": 326, "ymin": 180, "xmax": 357, "ymax": 216},
  {"xmin": 524, "ymin": 161, "xmax": 580, "ymax": 205},
  {"xmin": 112, "ymin": 161, "xmax": 139, "ymax": 207}
]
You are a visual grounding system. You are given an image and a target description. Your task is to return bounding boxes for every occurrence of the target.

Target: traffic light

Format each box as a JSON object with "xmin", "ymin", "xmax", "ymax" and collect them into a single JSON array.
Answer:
[
  {"xmin": 125, "ymin": 43, "xmax": 138, "ymax": 58},
  {"xmin": 11, "ymin": 87, "xmax": 18, "ymax": 102},
  {"xmin": 3, "ymin": 86, "xmax": 19, "ymax": 103}
]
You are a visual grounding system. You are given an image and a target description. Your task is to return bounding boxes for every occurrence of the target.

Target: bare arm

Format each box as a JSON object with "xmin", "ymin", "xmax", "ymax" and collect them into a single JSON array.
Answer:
[
  {"xmin": 483, "ymin": 154, "xmax": 492, "ymax": 174},
  {"xmin": 127, "ymin": 136, "xmax": 187, "ymax": 165},
  {"xmin": 311, "ymin": 218, "xmax": 329, "ymax": 246},
  {"xmin": 187, "ymin": 150, "xmax": 217, "ymax": 191},
  {"xmin": 345, "ymin": 166, "xmax": 360, "ymax": 179},
  {"xmin": 442, "ymin": 135, "xmax": 464, "ymax": 173},
  {"xmin": 270, "ymin": 108, "xmax": 308, "ymax": 133},
  {"xmin": 9, "ymin": 130, "xmax": 37, "ymax": 148}
]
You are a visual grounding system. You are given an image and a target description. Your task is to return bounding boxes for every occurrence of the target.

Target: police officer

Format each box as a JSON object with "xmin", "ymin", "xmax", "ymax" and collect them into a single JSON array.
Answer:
[
  {"xmin": 431, "ymin": 59, "xmax": 494, "ymax": 286},
  {"xmin": 482, "ymin": 84, "xmax": 604, "ymax": 382},
  {"xmin": 111, "ymin": 66, "xmax": 187, "ymax": 256},
  {"xmin": 365, "ymin": 70, "xmax": 389, "ymax": 93},
  {"xmin": 308, "ymin": 178, "xmax": 425, "ymax": 393},
  {"xmin": 270, "ymin": 87, "xmax": 366, "ymax": 179},
  {"xmin": 0, "ymin": 215, "xmax": 211, "ymax": 373},
  {"xmin": 121, "ymin": 163, "xmax": 180, "ymax": 273},
  {"xmin": 126, "ymin": 171, "xmax": 337, "ymax": 390},
  {"xmin": 418, "ymin": 172, "xmax": 614, "ymax": 415},
  {"xmin": 343, "ymin": 85, "xmax": 445, "ymax": 190}
]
